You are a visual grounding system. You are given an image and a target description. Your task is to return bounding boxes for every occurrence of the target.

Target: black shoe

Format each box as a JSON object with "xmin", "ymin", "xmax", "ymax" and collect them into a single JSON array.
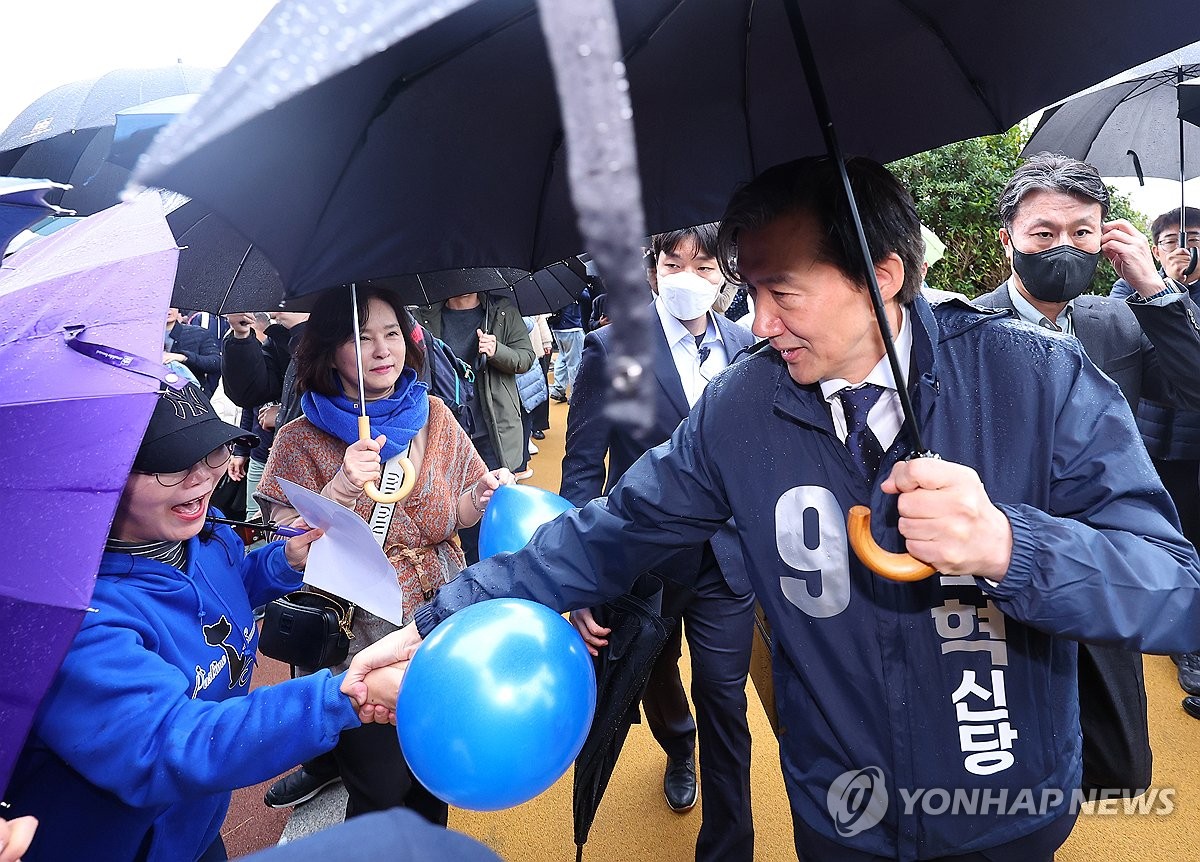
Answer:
[
  {"xmin": 264, "ymin": 767, "xmax": 342, "ymax": 808},
  {"xmin": 1184, "ymin": 696, "xmax": 1200, "ymax": 720},
  {"xmin": 663, "ymin": 756, "xmax": 697, "ymax": 812},
  {"xmin": 550, "ymin": 392, "xmax": 568, "ymax": 403},
  {"xmin": 1177, "ymin": 652, "xmax": 1200, "ymax": 695},
  {"xmin": 531, "ymin": 430, "xmax": 546, "ymax": 440}
]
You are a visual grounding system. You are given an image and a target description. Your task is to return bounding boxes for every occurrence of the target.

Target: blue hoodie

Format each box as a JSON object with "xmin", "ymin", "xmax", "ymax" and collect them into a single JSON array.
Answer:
[
  {"xmin": 417, "ymin": 297, "xmax": 1200, "ymax": 860},
  {"xmin": 6, "ymin": 519, "xmax": 361, "ymax": 862}
]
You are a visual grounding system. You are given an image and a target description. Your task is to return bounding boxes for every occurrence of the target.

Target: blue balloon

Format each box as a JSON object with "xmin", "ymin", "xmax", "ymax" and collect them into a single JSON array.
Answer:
[
  {"xmin": 478, "ymin": 483, "xmax": 573, "ymax": 559},
  {"xmin": 396, "ymin": 598, "xmax": 597, "ymax": 810}
]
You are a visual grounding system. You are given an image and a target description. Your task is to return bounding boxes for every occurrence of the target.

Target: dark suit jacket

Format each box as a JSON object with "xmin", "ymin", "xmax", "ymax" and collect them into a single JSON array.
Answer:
[
  {"xmin": 166, "ymin": 322, "xmax": 222, "ymax": 396},
  {"xmin": 974, "ymin": 280, "xmax": 1200, "ymax": 412},
  {"xmin": 560, "ymin": 307, "xmax": 755, "ymax": 594}
]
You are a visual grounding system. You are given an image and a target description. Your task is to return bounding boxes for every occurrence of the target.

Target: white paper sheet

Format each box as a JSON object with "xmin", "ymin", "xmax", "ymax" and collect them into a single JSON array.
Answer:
[{"xmin": 277, "ymin": 477, "xmax": 406, "ymax": 626}]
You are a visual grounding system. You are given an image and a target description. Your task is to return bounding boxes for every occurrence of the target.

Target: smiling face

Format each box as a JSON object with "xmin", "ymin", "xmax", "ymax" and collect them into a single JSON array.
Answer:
[
  {"xmin": 738, "ymin": 210, "xmax": 903, "ymax": 386},
  {"xmin": 332, "ymin": 296, "xmax": 405, "ymax": 400},
  {"xmin": 111, "ymin": 461, "xmax": 222, "ymax": 543}
]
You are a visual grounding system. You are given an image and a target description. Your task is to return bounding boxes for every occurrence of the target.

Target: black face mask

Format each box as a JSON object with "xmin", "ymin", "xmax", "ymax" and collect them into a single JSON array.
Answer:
[{"xmin": 1011, "ymin": 243, "xmax": 1101, "ymax": 303}]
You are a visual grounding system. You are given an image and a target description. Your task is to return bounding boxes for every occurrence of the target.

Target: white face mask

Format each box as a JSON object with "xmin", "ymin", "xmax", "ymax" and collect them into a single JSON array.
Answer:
[{"xmin": 657, "ymin": 271, "xmax": 722, "ymax": 322}]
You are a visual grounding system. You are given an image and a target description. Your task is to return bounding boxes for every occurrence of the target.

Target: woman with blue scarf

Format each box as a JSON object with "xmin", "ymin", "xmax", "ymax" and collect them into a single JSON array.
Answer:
[{"xmin": 258, "ymin": 286, "xmax": 514, "ymax": 824}]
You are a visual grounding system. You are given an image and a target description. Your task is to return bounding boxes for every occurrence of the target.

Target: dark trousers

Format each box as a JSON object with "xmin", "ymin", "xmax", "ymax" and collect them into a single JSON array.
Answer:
[
  {"xmin": 459, "ymin": 431, "xmax": 502, "ymax": 565},
  {"xmin": 792, "ymin": 810, "xmax": 1076, "ymax": 862},
  {"xmin": 531, "ymin": 355, "xmax": 551, "ymax": 432},
  {"xmin": 1156, "ymin": 456, "xmax": 1200, "ymax": 546},
  {"xmin": 519, "ymin": 409, "xmax": 533, "ymax": 471},
  {"xmin": 333, "ymin": 722, "xmax": 448, "ymax": 824},
  {"xmin": 642, "ymin": 560, "xmax": 756, "ymax": 862}
]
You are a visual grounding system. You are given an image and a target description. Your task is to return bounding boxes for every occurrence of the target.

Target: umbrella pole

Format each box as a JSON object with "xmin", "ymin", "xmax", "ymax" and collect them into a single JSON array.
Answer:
[
  {"xmin": 1180, "ymin": 67, "xmax": 1198, "ymax": 278},
  {"xmin": 350, "ymin": 281, "xmax": 415, "ymax": 504},
  {"xmin": 781, "ymin": 0, "xmax": 935, "ymax": 583}
]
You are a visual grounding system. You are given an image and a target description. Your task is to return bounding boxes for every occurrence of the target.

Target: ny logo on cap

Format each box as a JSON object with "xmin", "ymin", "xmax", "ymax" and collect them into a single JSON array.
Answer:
[{"xmin": 164, "ymin": 385, "xmax": 210, "ymax": 420}]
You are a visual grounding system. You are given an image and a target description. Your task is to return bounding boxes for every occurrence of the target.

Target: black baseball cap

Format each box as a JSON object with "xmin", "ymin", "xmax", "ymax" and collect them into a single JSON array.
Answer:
[{"xmin": 133, "ymin": 383, "xmax": 258, "ymax": 474}]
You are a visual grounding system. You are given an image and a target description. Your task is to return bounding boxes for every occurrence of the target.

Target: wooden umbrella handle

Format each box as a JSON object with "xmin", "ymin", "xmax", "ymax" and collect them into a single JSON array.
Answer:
[
  {"xmin": 358, "ymin": 416, "xmax": 416, "ymax": 504},
  {"xmin": 847, "ymin": 505, "xmax": 936, "ymax": 582}
]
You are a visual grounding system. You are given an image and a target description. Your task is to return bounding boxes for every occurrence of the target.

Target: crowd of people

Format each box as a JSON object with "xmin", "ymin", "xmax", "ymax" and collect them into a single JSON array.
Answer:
[{"xmin": 4, "ymin": 149, "xmax": 1200, "ymax": 862}]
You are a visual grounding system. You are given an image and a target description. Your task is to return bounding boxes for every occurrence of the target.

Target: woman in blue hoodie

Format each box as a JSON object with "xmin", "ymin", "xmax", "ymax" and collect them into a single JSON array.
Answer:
[{"xmin": 3, "ymin": 382, "xmax": 400, "ymax": 862}]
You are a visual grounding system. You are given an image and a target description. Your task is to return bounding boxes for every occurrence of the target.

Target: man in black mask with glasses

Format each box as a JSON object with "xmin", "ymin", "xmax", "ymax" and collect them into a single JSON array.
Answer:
[{"xmin": 975, "ymin": 151, "xmax": 1200, "ymax": 799}]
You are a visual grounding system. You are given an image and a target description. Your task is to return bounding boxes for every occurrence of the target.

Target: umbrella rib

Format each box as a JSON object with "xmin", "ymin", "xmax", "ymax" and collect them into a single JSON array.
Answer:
[
  {"xmin": 1116, "ymin": 66, "xmax": 1200, "ymax": 107},
  {"xmin": 619, "ymin": 0, "xmax": 690, "ymax": 62},
  {"xmin": 218, "ymin": 245, "xmax": 255, "ymax": 314},
  {"xmin": 741, "ymin": 0, "xmax": 756, "ymax": 175},
  {"xmin": 528, "ymin": 130, "xmax": 564, "ymax": 270},
  {"xmin": 371, "ymin": 7, "xmax": 538, "ymax": 111},
  {"xmin": 896, "ymin": 0, "xmax": 1002, "ymax": 131},
  {"xmin": 305, "ymin": 8, "xmax": 540, "ymax": 277}
]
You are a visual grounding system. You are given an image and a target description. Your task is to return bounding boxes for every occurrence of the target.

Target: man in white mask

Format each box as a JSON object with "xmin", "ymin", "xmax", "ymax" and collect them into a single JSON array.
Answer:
[{"xmin": 559, "ymin": 224, "xmax": 758, "ymax": 862}]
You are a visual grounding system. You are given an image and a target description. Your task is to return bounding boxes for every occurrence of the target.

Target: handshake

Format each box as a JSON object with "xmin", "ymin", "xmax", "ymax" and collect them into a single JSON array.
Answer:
[{"xmin": 336, "ymin": 624, "xmax": 425, "ymax": 724}]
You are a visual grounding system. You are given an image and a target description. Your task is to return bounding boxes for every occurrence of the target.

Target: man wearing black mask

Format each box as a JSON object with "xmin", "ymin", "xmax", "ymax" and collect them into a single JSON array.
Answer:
[{"xmin": 975, "ymin": 151, "xmax": 1200, "ymax": 798}]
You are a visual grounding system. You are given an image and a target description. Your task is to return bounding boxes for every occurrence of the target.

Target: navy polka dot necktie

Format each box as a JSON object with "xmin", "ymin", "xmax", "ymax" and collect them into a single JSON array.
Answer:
[{"xmin": 840, "ymin": 383, "xmax": 886, "ymax": 484}]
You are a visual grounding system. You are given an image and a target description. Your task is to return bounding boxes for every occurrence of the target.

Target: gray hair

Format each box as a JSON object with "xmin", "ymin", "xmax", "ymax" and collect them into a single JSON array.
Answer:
[{"xmin": 998, "ymin": 152, "xmax": 1109, "ymax": 228}]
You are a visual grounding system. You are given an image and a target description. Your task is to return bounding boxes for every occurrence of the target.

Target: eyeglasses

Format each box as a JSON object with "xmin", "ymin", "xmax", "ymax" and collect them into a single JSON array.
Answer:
[
  {"xmin": 136, "ymin": 444, "xmax": 233, "ymax": 487},
  {"xmin": 1155, "ymin": 232, "xmax": 1200, "ymax": 250}
]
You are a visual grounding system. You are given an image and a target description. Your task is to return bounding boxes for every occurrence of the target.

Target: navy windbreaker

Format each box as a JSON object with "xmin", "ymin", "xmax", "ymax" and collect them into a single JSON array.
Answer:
[{"xmin": 419, "ymin": 297, "xmax": 1200, "ymax": 859}]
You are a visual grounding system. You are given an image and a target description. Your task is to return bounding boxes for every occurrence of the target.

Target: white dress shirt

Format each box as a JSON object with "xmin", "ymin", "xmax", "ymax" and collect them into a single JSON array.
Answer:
[
  {"xmin": 654, "ymin": 297, "xmax": 729, "ymax": 407},
  {"xmin": 819, "ymin": 305, "xmax": 912, "ymax": 449}
]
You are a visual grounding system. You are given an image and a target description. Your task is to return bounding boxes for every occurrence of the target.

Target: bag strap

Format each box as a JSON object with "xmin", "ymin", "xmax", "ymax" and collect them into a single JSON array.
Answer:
[{"xmin": 366, "ymin": 444, "xmax": 410, "ymax": 546}]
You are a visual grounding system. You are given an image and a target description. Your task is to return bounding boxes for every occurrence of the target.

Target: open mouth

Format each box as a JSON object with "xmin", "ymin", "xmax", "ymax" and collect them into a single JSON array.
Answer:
[{"xmin": 172, "ymin": 494, "xmax": 208, "ymax": 520}]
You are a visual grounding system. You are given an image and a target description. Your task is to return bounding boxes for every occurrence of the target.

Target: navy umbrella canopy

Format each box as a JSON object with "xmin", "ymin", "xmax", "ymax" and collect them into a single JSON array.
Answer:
[
  {"xmin": 0, "ymin": 67, "xmax": 211, "ymax": 215},
  {"xmin": 134, "ymin": 0, "xmax": 1200, "ymax": 297}
]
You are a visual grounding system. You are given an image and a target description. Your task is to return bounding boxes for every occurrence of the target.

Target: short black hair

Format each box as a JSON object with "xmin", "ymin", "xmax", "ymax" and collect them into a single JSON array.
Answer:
[
  {"xmin": 1150, "ymin": 206, "xmax": 1200, "ymax": 243},
  {"xmin": 652, "ymin": 223, "xmax": 720, "ymax": 260},
  {"xmin": 998, "ymin": 152, "xmax": 1110, "ymax": 229},
  {"xmin": 717, "ymin": 156, "xmax": 923, "ymax": 304}
]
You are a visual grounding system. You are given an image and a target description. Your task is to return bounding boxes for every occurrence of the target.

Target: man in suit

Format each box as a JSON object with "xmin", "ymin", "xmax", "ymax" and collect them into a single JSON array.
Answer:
[
  {"xmin": 1110, "ymin": 206, "xmax": 1200, "ymax": 699},
  {"xmin": 561, "ymin": 224, "xmax": 757, "ymax": 862},
  {"xmin": 974, "ymin": 153, "xmax": 1200, "ymax": 793}
]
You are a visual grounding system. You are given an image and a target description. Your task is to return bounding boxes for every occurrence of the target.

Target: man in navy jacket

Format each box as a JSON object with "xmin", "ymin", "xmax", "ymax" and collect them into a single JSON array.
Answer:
[
  {"xmin": 164, "ymin": 307, "xmax": 221, "ymax": 396},
  {"xmin": 561, "ymin": 223, "xmax": 756, "ymax": 861},
  {"xmin": 398, "ymin": 157, "xmax": 1200, "ymax": 861}
]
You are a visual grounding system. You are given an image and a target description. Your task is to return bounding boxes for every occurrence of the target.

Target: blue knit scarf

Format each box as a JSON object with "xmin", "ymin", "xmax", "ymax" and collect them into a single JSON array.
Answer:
[{"xmin": 301, "ymin": 367, "xmax": 429, "ymax": 461}]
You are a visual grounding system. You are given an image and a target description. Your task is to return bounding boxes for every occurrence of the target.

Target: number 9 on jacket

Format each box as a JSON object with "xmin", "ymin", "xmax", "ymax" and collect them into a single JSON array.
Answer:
[{"xmin": 395, "ymin": 597, "xmax": 597, "ymax": 810}]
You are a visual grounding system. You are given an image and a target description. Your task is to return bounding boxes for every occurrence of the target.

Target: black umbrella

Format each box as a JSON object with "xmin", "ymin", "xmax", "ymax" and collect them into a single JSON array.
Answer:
[
  {"xmin": 163, "ymin": 196, "xmax": 283, "ymax": 314},
  {"xmin": 1024, "ymin": 43, "xmax": 1200, "ymax": 276},
  {"xmin": 0, "ymin": 67, "xmax": 211, "ymax": 215},
  {"xmin": 1025, "ymin": 43, "xmax": 1200, "ymax": 182},
  {"xmin": 108, "ymin": 95, "xmax": 201, "ymax": 171},
  {"xmin": 133, "ymin": 0, "xmax": 1200, "ymax": 292},
  {"xmin": 504, "ymin": 257, "xmax": 589, "ymax": 316},
  {"xmin": 572, "ymin": 573, "xmax": 673, "ymax": 861}
]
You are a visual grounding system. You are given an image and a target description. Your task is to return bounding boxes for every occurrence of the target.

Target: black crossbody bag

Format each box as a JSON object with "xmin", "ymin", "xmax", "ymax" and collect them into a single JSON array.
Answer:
[{"xmin": 258, "ymin": 590, "xmax": 355, "ymax": 671}]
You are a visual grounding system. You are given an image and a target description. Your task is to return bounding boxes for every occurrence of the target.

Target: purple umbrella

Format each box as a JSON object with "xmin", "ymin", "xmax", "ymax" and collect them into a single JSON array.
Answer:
[{"xmin": 0, "ymin": 194, "xmax": 180, "ymax": 792}]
